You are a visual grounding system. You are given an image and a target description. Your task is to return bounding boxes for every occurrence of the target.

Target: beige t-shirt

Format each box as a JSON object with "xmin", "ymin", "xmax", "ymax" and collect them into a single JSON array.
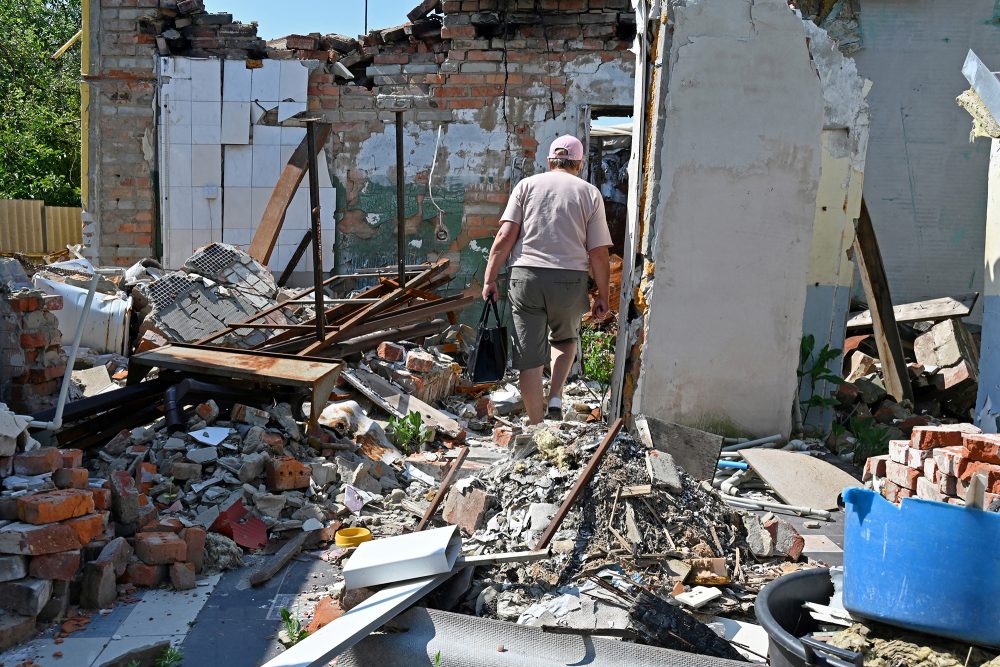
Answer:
[{"xmin": 500, "ymin": 171, "xmax": 612, "ymax": 272}]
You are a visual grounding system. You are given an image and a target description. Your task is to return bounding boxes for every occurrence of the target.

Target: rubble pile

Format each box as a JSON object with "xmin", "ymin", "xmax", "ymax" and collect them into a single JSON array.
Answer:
[
  {"xmin": 449, "ymin": 429, "xmax": 799, "ymax": 628},
  {"xmin": 132, "ymin": 243, "xmax": 303, "ymax": 351},
  {"xmin": 827, "ymin": 622, "xmax": 1000, "ymax": 667},
  {"xmin": 865, "ymin": 423, "xmax": 1000, "ymax": 508}
]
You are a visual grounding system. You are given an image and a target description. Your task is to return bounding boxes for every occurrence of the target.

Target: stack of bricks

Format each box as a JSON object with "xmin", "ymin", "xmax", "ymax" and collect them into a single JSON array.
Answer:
[
  {"xmin": 864, "ymin": 424, "xmax": 1000, "ymax": 508},
  {"xmin": 0, "ymin": 447, "xmax": 205, "ymax": 648},
  {"xmin": 265, "ymin": 33, "xmax": 361, "ymax": 63},
  {"xmin": 0, "ymin": 290, "xmax": 66, "ymax": 415},
  {"xmin": 371, "ymin": 342, "xmax": 462, "ymax": 404}
]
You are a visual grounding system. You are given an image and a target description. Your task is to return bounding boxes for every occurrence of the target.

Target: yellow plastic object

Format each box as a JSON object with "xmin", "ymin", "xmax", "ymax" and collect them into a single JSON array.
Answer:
[{"xmin": 335, "ymin": 527, "xmax": 372, "ymax": 548}]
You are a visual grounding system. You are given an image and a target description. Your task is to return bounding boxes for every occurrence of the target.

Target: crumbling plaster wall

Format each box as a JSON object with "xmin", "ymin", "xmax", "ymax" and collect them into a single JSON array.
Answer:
[
  {"xmin": 317, "ymin": 1, "xmax": 635, "ymax": 296},
  {"xmin": 633, "ymin": 0, "xmax": 824, "ymax": 437},
  {"xmin": 852, "ymin": 0, "xmax": 1000, "ymax": 323}
]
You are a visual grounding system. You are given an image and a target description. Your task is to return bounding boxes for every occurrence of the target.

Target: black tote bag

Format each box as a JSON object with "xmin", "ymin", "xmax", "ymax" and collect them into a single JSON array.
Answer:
[{"xmin": 467, "ymin": 298, "xmax": 508, "ymax": 383}]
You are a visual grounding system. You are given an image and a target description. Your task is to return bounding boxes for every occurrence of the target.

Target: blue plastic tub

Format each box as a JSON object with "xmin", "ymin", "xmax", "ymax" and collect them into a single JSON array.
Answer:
[{"xmin": 842, "ymin": 487, "xmax": 1000, "ymax": 648}]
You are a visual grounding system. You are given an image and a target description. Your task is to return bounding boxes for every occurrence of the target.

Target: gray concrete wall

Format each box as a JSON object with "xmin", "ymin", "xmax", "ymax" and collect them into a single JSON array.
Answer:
[
  {"xmin": 634, "ymin": 0, "xmax": 824, "ymax": 438},
  {"xmin": 853, "ymin": 0, "xmax": 1000, "ymax": 322}
]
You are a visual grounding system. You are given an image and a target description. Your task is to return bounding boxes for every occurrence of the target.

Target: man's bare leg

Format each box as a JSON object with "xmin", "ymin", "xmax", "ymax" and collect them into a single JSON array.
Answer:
[
  {"xmin": 547, "ymin": 339, "xmax": 577, "ymax": 412},
  {"xmin": 519, "ymin": 366, "xmax": 545, "ymax": 425}
]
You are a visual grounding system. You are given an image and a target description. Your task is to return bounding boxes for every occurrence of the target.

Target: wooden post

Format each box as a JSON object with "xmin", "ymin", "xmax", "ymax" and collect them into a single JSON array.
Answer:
[{"xmin": 852, "ymin": 199, "xmax": 913, "ymax": 403}]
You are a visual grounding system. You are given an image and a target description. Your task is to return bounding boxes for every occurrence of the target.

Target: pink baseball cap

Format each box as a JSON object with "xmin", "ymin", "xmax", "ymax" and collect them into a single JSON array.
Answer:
[{"xmin": 547, "ymin": 135, "xmax": 584, "ymax": 160}]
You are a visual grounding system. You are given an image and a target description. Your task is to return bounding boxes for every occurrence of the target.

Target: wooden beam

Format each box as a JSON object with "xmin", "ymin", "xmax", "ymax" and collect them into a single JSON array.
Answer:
[
  {"xmin": 248, "ymin": 123, "xmax": 332, "ymax": 265},
  {"xmin": 249, "ymin": 531, "xmax": 308, "ymax": 586},
  {"xmin": 846, "ymin": 292, "xmax": 979, "ymax": 329},
  {"xmin": 852, "ymin": 199, "xmax": 913, "ymax": 403}
]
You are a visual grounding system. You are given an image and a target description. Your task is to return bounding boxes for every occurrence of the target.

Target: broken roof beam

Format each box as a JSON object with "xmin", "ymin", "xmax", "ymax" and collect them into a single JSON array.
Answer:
[{"xmin": 846, "ymin": 293, "xmax": 979, "ymax": 329}]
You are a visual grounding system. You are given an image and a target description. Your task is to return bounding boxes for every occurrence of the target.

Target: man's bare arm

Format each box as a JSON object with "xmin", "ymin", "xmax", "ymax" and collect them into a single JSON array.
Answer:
[
  {"xmin": 482, "ymin": 221, "xmax": 520, "ymax": 302},
  {"xmin": 588, "ymin": 245, "xmax": 611, "ymax": 320}
]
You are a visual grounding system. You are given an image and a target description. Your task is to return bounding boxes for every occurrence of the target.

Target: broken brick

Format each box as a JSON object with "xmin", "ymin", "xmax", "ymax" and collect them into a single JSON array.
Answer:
[
  {"xmin": 377, "ymin": 341, "xmax": 406, "ymax": 362},
  {"xmin": 121, "ymin": 562, "xmax": 166, "ymax": 588},
  {"xmin": 957, "ymin": 460, "xmax": 1000, "ymax": 493},
  {"xmin": 169, "ymin": 562, "xmax": 196, "ymax": 590},
  {"xmin": 231, "ymin": 403, "xmax": 270, "ymax": 426},
  {"xmin": 181, "ymin": 527, "xmax": 206, "ymax": 573},
  {"xmin": 80, "ymin": 561, "xmax": 116, "ymax": 609},
  {"xmin": 265, "ymin": 456, "xmax": 312, "ymax": 491},
  {"xmin": 962, "ymin": 433, "xmax": 1000, "ymax": 465},
  {"xmin": 95, "ymin": 537, "xmax": 133, "ymax": 577},
  {"xmin": 134, "ymin": 532, "xmax": 187, "ymax": 565},
  {"xmin": 762, "ymin": 517, "xmax": 804, "ymax": 560},
  {"xmin": 64, "ymin": 513, "xmax": 108, "ymax": 546},
  {"xmin": 442, "ymin": 487, "xmax": 494, "ymax": 535},
  {"xmin": 910, "ymin": 425, "xmax": 972, "ymax": 450},
  {"xmin": 53, "ymin": 467, "xmax": 89, "ymax": 490},
  {"xmin": 916, "ymin": 476, "xmax": 944, "ymax": 502},
  {"xmin": 0, "ymin": 578, "xmax": 51, "ymax": 616},
  {"xmin": 17, "ymin": 489, "xmax": 95, "ymax": 525},
  {"xmin": 58, "ymin": 448, "xmax": 83, "ymax": 468},
  {"xmin": 12, "ymin": 447, "xmax": 62, "ymax": 475},
  {"xmin": 492, "ymin": 425, "xmax": 521, "ymax": 447},
  {"xmin": 195, "ymin": 399, "xmax": 220, "ymax": 423},
  {"xmin": 885, "ymin": 461, "xmax": 920, "ymax": 490},
  {"xmin": 932, "ymin": 445, "xmax": 964, "ymax": 477},
  {"xmin": 404, "ymin": 348, "xmax": 436, "ymax": 372},
  {"xmin": 0, "ymin": 522, "xmax": 81, "ymax": 555},
  {"xmin": 862, "ymin": 454, "xmax": 888, "ymax": 482},
  {"xmin": 28, "ymin": 550, "xmax": 81, "ymax": 581},
  {"xmin": 110, "ymin": 470, "xmax": 140, "ymax": 524},
  {"xmin": 905, "ymin": 446, "xmax": 933, "ymax": 469},
  {"xmin": 91, "ymin": 487, "xmax": 112, "ymax": 512}
]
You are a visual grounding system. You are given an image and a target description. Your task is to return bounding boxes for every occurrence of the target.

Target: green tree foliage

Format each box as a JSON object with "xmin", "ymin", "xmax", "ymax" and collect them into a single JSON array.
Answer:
[{"xmin": 0, "ymin": 0, "xmax": 82, "ymax": 205}]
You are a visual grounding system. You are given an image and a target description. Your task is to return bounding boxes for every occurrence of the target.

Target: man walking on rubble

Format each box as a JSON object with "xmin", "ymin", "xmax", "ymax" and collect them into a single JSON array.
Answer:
[{"xmin": 482, "ymin": 134, "xmax": 613, "ymax": 425}]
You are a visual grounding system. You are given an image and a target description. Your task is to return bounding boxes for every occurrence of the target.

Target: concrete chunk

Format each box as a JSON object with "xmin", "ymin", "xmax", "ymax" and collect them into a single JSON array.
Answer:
[
  {"xmin": 645, "ymin": 450, "xmax": 682, "ymax": 492},
  {"xmin": 0, "ymin": 578, "xmax": 52, "ymax": 616}
]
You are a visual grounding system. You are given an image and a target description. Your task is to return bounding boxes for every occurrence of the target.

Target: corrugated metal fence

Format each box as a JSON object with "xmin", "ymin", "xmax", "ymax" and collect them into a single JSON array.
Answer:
[{"xmin": 0, "ymin": 199, "xmax": 83, "ymax": 255}]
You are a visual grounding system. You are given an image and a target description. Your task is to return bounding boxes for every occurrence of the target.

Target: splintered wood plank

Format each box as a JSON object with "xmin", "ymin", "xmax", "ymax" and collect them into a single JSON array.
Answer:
[
  {"xmin": 740, "ymin": 448, "xmax": 862, "ymax": 510},
  {"xmin": 852, "ymin": 199, "xmax": 913, "ymax": 403},
  {"xmin": 248, "ymin": 123, "xmax": 332, "ymax": 265},
  {"xmin": 634, "ymin": 415, "xmax": 724, "ymax": 480},
  {"xmin": 847, "ymin": 293, "xmax": 979, "ymax": 329}
]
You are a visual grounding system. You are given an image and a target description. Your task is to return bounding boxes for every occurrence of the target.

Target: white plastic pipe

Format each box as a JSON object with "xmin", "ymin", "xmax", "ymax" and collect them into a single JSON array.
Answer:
[
  {"xmin": 721, "ymin": 434, "xmax": 782, "ymax": 452},
  {"xmin": 29, "ymin": 274, "xmax": 99, "ymax": 430},
  {"xmin": 721, "ymin": 495, "xmax": 832, "ymax": 520}
]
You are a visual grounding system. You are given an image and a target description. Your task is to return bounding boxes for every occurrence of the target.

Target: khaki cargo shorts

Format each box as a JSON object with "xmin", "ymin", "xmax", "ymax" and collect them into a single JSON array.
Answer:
[{"xmin": 508, "ymin": 266, "xmax": 589, "ymax": 370}]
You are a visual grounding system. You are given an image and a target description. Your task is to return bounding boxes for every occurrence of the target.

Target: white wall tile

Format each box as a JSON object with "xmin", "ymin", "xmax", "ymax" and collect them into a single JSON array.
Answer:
[
  {"xmin": 223, "ymin": 228, "xmax": 252, "ymax": 247},
  {"xmin": 279, "ymin": 61, "xmax": 309, "ymax": 102},
  {"xmin": 192, "ymin": 194, "xmax": 222, "ymax": 233},
  {"xmin": 250, "ymin": 187, "xmax": 274, "ymax": 227},
  {"xmin": 166, "ymin": 186, "xmax": 192, "ymax": 231},
  {"xmin": 192, "ymin": 124, "xmax": 221, "ymax": 145},
  {"xmin": 285, "ymin": 189, "xmax": 310, "ymax": 230},
  {"xmin": 251, "ymin": 144, "xmax": 281, "ymax": 187},
  {"xmin": 161, "ymin": 77, "xmax": 191, "ymax": 104},
  {"xmin": 281, "ymin": 127, "xmax": 306, "ymax": 146},
  {"xmin": 223, "ymin": 60, "xmax": 252, "ymax": 101},
  {"xmin": 189, "ymin": 59, "xmax": 221, "ymax": 102},
  {"xmin": 277, "ymin": 101, "xmax": 307, "ymax": 123},
  {"xmin": 167, "ymin": 144, "xmax": 192, "ymax": 188},
  {"xmin": 191, "ymin": 145, "xmax": 221, "ymax": 188},
  {"xmin": 221, "ymin": 102, "xmax": 251, "ymax": 145},
  {"xmin": 162, "ymin": 121, "xmax": 191, "ymax": 147},
  {"xmin": 251, "ymin": 61, "xmax": 280, "ymax": 102},
  {"xmin": 279, "ymin": 144, "xmax": 296, "ymax": 166},
  {"xmin": 191, "ymin": 101, "xmax": 222, "ymax": 127},
  {"xmin": 168, "ymin": 57, "xmax": 191, "ymax": 79},
  {"xmin": 191, "ymin": 229, "xmax": 213, "ymax": 252},
  {"xmin": 250, "ymin": 101, "xmax": 277, "ymax": 124},
  {"xmin": 223, "ymin": 145, "xmax": 252, "ymax": 187},
  {"xmin": 252, "ymin": 125, "xmax": 282, "ymax": 146},
  {"xmin": 223, "ymin": 187, "xmax": 253, "ymax": 229},
  {"xmin": 168, "ymin": 228, "xmax": 193, "ymax": 270},
  {"xmin": 164, "ymin": 100, "xmax": 192, "ymax": 127}
]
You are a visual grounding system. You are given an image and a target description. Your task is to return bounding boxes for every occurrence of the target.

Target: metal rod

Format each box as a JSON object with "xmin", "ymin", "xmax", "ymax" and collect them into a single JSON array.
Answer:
[
  {"xmin": 415, "ymin": 447, "xmax": 469, "ymax": 532},
  {"xmin": 535, "ymin": 418, "xmax": 624, "ymax": 550},
  {"xmin": 306, "ymin": 120, "xmax": 325, "ymax": 341},
  {"xmin": 29, "ymin": 274, "xmax": 99, "ymax": 430},
  {"xmin": 395, "ymin": 110, "xmax": 406, "ymax": 289},
  {"xmin": 282, "ymin": 298, "xmax": 381, "ymax": 304},
  {"xmin": 278, "ymin": 229, "xmax": 312, "ymax": 287}
]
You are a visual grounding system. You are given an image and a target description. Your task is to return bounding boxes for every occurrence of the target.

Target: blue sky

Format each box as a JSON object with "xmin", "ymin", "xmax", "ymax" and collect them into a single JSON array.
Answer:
[{"xmin": 203, "ymin": 0, "xmax": 417, "ymax": 40}]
